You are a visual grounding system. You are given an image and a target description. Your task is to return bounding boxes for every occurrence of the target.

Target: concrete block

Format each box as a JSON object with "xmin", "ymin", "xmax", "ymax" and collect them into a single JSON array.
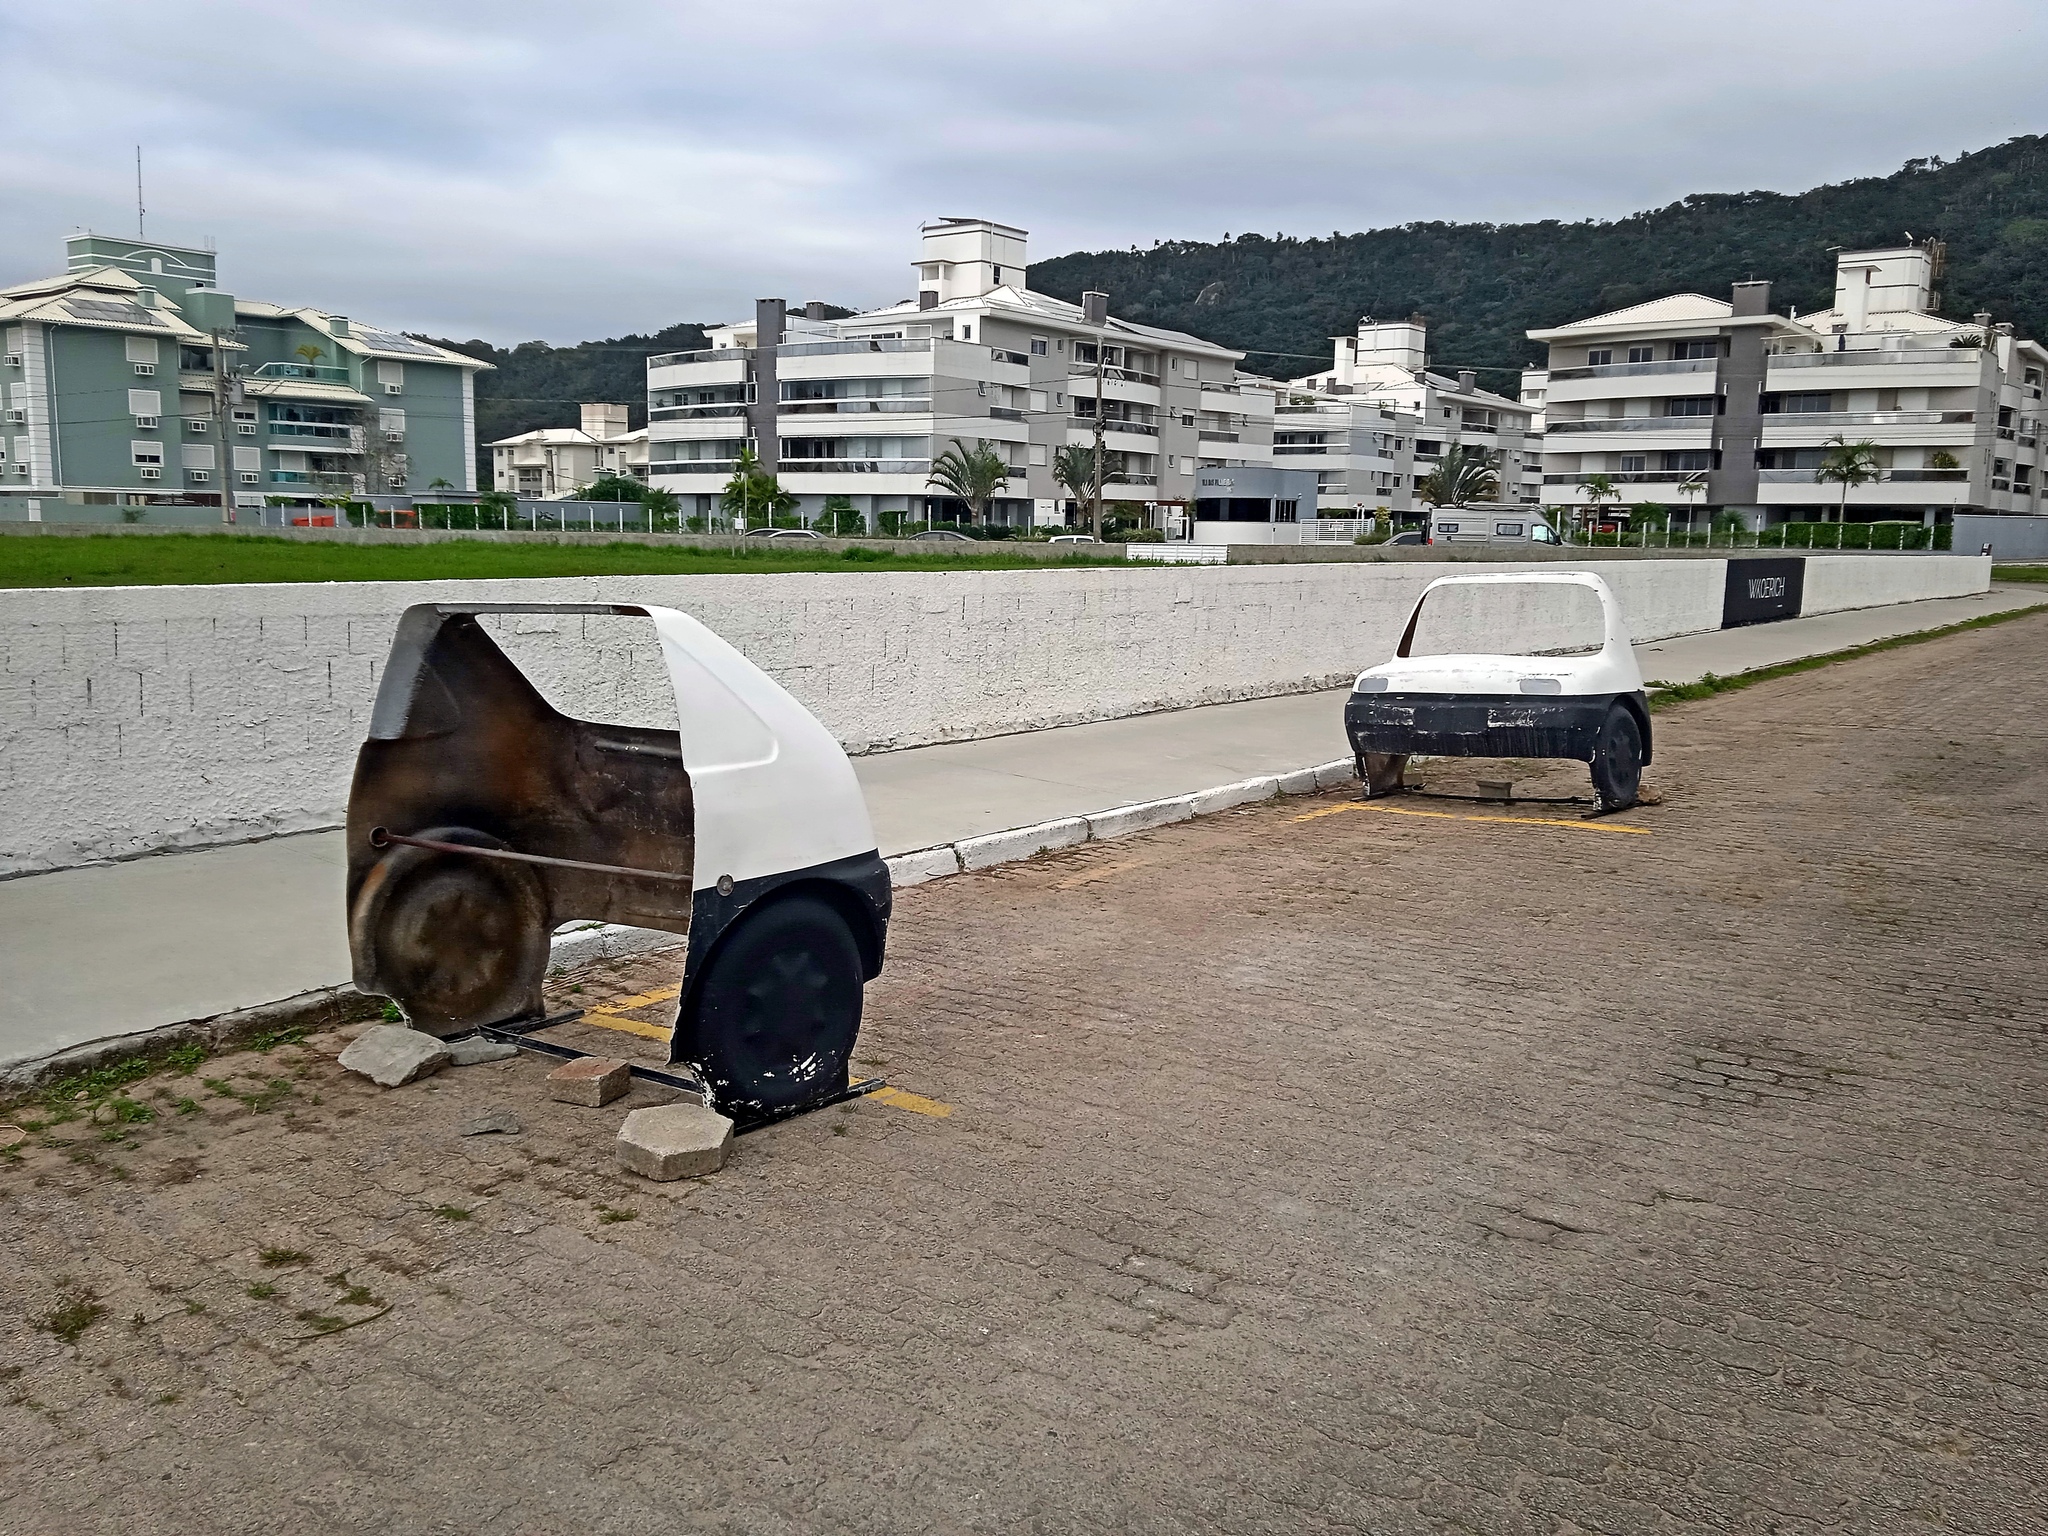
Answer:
[
  {"xmin": 446, "ymin": 1036, "xmax": 520, "ymax": 1066},
  {"xmin": 1086, "ymin": 795, "xmax": 1196, "ymax": 842},
  {"xmin": 955, "ymin": 816, "xmax": 1088, "ymax": 871},
  {"xmin": 547, "ymin": 1056, "xmax": 633, "ymax": 1106},
  {"xmin": 458, "ymin": 1110, "xmax": 522, "ymax": 1136},
  {"xmin": 1275, "ymin": 766, "xmax": 1321, "ymax": 796},
  {"xmin": 887, "ymin": 845, "xmax": 962, "ymax": 887},
  {"xmin": 616, "ymin": 1102, "xmax": 734, "ymax": 1180},
  {"xmin": 1190, "ymin": 776, "xmax": 1280, "ymax": 816},
  {"xmin": 337, "ymin": 1024, "xmax": 452, "ymax": 1087},
  {"xmin": 1314, "ymin": 758, "xmax": 1359, "ymax": 789}
]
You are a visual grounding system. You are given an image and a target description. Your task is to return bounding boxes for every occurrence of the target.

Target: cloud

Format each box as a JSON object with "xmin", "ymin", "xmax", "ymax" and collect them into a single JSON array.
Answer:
[{"xmin": 3, "ymin": 0, "xmax": 2044, "ymax": 341}]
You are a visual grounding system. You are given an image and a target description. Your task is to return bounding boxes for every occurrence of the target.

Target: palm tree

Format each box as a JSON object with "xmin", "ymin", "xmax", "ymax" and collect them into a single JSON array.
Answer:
[
  {"xmin": 1815, "ymin": 436, "xmax": 1882, "ymax": 523},
  {"xmin": 292, "ymin": 342, "xmax": 326, "ymax": 376},
  {"xmin": 718, "ymin": 445, "xmax": 795, "ymax": 530},
  {"xmin": 1052, "ymin": 442, "xmax": 1109, "ymax": 529},
  {"xmin": 1417, "ymin": 443, "xmax": 1500, "ymax": 508},
  {"xmin": 926, "ymin": 440, "xmax": 1010, "ymax": 528},
  {"xmin": 1576, "ymin": 472, "xmax": 1621, "ymax": 537}
]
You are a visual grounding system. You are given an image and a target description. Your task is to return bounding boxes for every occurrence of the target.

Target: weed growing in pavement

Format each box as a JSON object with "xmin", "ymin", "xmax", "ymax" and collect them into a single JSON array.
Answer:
[
  {"xmin": 258, "ymin": 1247, "xmax": 310, "ymax": 1268},
  {"xmin": 595, "ymin": 1206, "xmax": 637, "ymax": 1224},
  {"xmin": 432, "ymin": 1205, "xmax": 472, "ymax": 1222},
  {"xmin": 162, "ymin": 1041, "xmax": 209, "ymax": 1075},
  {"xmin": 322, "ymin": 1272, "xmax": 385, "ymax": 1308},
  {"xmin": 37, "ymin": 1287, "xmax": 107, "ymax": 1345},
  {"xmin": 156, "ymin": 1392, "xmax": 180, "ymax": 1405},
  {"xmin": 294, "ymin": 1311, "xmax": 346, "ymax": 1335},
  {"xmin": 202, "ymin": 1076, "xmax": 296, "ymax": 1114},
  {"xmin": 171, "ymin": 1098, "xmax": 198, "ymax": 1115},
  {"xmin": 246, "ymin": 1027, "xmax": 306, "ymax": 1053},
  {"xmin": 130, "ymin": 1312, "xmax": 146, "ymax": 1331},
  {"xmin": 379, "ymin": 1000, "xmax": 404, "ymax": 1022},
  {"xmin": 108, "ymin": 1097, "xmax": 154, "ymax": 1124},
  {"xmin": 246, "ymin": 1283, "xmax": 279, "ymax": 1300},
  {"xmin": 183, "ymin": 1300, "xmax": 206, "ymax": 1314}
]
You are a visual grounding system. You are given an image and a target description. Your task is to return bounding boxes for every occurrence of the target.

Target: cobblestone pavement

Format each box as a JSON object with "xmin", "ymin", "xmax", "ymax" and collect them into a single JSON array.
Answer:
[{"xmin": 4, "ymin": 613, "xmax": 2046, "ymax": 1535}]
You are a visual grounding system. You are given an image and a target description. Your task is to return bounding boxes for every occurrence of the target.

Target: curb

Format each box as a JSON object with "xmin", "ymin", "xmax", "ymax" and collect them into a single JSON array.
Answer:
[
  {"xmin": 0, "ymin": 757, "xmax": 1361, "ymax": 1090},
  {"xmin": 886, "ymin": 757, "xmax": 1357, "ymax": 887}
]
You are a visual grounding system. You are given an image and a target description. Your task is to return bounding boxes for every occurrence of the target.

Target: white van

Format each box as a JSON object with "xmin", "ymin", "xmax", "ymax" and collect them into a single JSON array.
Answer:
[{"xmin": 1427, "ymin": 508, "xmax": 1562, "ymax": 547}]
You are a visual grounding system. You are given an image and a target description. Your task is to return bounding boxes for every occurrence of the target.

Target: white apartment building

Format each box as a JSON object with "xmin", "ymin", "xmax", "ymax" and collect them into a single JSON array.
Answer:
[
  {"xmin": 645, "ymin": 219, "xmax": 1277, "ymax": 531},
  {"xmin": 488, "ymin": 403, "xmax": 641, "ymax": 499},
  {"xmin": 1270, "ymin": 392, "xmax": 1419, "ymax": 518},
  {"xmin": 1526, "ymin": 245, "xmax": 2048, "ymax": 526},
  {"xmin": 1292, "ymin": 319, "xmax": 1541, "ymax": 510}
]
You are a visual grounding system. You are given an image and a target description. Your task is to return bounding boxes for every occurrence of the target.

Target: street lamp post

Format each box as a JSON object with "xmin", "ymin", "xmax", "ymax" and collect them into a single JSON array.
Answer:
[{"xmin": 1082, "ymin": 291, "xmax": 1109, "ymax": 538}]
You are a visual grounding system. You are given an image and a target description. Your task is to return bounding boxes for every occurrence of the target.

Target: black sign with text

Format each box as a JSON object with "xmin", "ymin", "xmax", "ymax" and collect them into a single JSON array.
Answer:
[{"xmin": 1722, "ymin": 557, "xmax": 1805, "ymax": 628}]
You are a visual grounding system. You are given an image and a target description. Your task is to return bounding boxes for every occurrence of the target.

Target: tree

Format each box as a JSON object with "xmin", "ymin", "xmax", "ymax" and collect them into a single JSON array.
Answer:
[
  {"xmin": 1417, "ymin": 443, "xmax": 1500, "ymax": 507},
  {"xmin": 718, "ymin": 445, "xmax": 795, "ymax": 530},
  {"xmin": 293, "ymin": 342, "xmax": 326, "ymax": 373},
  {"xmin": 639, "ymin": 486, "xmax": 680, "ymax": 529},
  {"xmin": 819, "ymin": 494, "xmax": 862, "ymax": 536},
  {"xmin": 427, "ymin": 476, "xmax": 454, "ymax": 493},
  {"xmin": 583, "ymin": 473, "xmax": 645, "ymax": 502},
  {"xmin": 1815, "ymin": 436, "xmax": 1882, "ymax": 522},
  {"xmin": 926, "ymin": 440, "xmax": 1010, "ymax": 527},
  {"xmin": 1052, "ymin": 442, "xmax": 1109, "ymax": 528},
  {"xmin": 1577, "ymin": 472, "xmax": 1621, "ymax": 534}
]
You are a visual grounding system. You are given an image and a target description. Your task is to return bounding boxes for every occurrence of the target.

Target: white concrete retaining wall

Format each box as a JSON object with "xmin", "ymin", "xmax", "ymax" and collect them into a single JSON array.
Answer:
[{"xmin": 0, "ymin": 554, "xmax": 1988, "ymax": 875}]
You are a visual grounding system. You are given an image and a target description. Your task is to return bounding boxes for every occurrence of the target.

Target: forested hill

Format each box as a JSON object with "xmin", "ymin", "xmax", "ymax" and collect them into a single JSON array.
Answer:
[
  {"xmin": 1030, "ymin": 134, "xmax": 2048, "ymax": 388},
  {"xmin": 420, "ymin": 321, "xmax": 711, "ymax": 453}
]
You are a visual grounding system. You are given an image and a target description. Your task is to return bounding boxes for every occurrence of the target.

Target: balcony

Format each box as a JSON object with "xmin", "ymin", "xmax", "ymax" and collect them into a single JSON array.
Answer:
[
  {"xmin": 990, "ymin": 348, "xmax": 1030, "ymax": 367},
  {"xmin": 650, "ymin": 403, "xmax": 749, "ymax": 421},
  {"xmin": 1761, "ymin": 410, "xmax": 1973, "ymax": 429},
  {"xmin": 249, "ymin": 362, "xmax": 350, "ymax": 384},
  {"xmin": 1070, "ymin": 361, "xmax": 1161, "ymax": 386},
  {"xmin": 1545, "ymin": 416, "xmax": 1717, "ymax": 433},
  {"xmin": 779, "ymin": 338, "xmax": 934, "ymax": 359},
  {"xmin": 987, "ymin": 406, "xmax": 1025, "ymax": 421},
  {"xmin": 647, "ymin": 460, "xmax": 742, "ymax": 476},
  {"xmin": 774, "ymin": 399, "xmax": 928, "ymax": 417},
  {"xmin": 1070, "ymin": 416, "xmax": 1160, "ymax": 437},
  {"xmin": 1546, "ymin": 358, "xmax": 1718, "ymax": 382},
  {"xmin": 1198, "ymin": 430, "xmax": 1241, "ymax": 443},
  {"xmin": 1540, "ymin": 471, "xmax": 1698, "ymax": 486},
  {"xmin": 1769, "ymin": 349, "xmax": 1976, "ymax": 370},
  {"xmin": 647, "ymin": 347, "xmax": 751, "ymax": 368},
  {"xmin": 268, "ymin": 422, "xmax": 358, "ymax": 444},
  {"xmin": 777, "ymin": 459, "xmax": 933, "ymax": 476}
]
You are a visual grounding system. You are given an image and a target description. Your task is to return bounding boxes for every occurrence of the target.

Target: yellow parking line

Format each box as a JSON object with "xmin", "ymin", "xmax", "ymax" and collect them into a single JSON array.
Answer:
[
  {"xmin": 579, "ymin": 1011, "xmax": 674, "ymax": 1043},
  {"xmin": 1293, "ymin": 801, "xmax": 1652, "ymax": 836},
  {"xmin": 868, "ymin": 1086, "xmax": 953, "ymax": 1118},
  {"xmin": 600, "ymin": 983, "xmax": 682, "ymax": 1012}
]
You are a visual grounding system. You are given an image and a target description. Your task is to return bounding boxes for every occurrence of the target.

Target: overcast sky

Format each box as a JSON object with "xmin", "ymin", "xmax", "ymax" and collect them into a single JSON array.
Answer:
[{"xmin": 4, "ymin": 0, "xmax": 2045, "ymax": 344}]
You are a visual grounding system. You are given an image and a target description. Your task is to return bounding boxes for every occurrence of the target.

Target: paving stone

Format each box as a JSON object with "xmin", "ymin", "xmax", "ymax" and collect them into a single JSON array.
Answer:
[
  {"xmin": 445, "ymin": 1036, "xmax": 520, "ymax": 1067},
  {"xmin": 545, "ymin": 1056, "xmax": 632, "ymax": 1106},
  {"xmin": 615, "ymin": 1103, "xmax": 733, "ymax": 1180},
  {"xmin": 335, "ymin": 1024, "xmax": 451, "ymax": 1087},
  {"xmin": 456, "ymin": 1110, "xmax": 522, "ymax": 1137}
]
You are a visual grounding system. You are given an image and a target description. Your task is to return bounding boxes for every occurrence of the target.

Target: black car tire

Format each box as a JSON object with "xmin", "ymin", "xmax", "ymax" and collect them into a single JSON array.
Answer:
[
  {"xmin": 682, "ymin": 892, "xmax": 865, "ymax": 1119},
  {"xmin": 1588, "ymin": 704, "xmax": 1643, "ymax": 811}
]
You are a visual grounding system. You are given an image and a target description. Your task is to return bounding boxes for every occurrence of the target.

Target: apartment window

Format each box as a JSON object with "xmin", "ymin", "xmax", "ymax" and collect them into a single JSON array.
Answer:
[
  {"xmin": 131, "ymin": 440, "xmax": 164, "ymax": 466},
  {"xmin": 2015, "ymin": 464, "xmax": 2033, "ymax": 489},
  {"xmin": 1665, "ymin": 396, "xmax": 1720, "ymax": 416},
  {"xmin": 1587, "ymin": 349, "xmax": 1613, "ymax": 366},
  {"xmin": 1619, "ymin": 455, "xmax": 1646, "ymax": 472},
  {"xmin": 233, "ymin": 446, "xmax": 260, "ymax": 472},
  {"xmin": 124, "ymin": 336, "xmax": 160, "ymax": 366},
  {"xmin": 377, "ymin": 360, "xmax": 403, "ymax": 391},
  {"xmin": 1030, "ymin": 336, "xmax": 1048, "ymax": 356},
  {"xmin": 960, "ymin": 325, "xmax": 972, "ymax": 341},
  {"xmin": 1661, "ymin": 450, "xmax": 1715, "ymax": 472},
  {"xmin": 128, "ymin": 388, "xmax": 162, "ymax": 419},
  {"xmin": 1626, "ymin": 346, "xmax": 1653, "ymax": 364},
  {"xmin": 1673, "ymin": 339, "xmax": 1720, "ymax": 360},
  {"xmin": 180, "ymin": 444, "xmax": 216, "ymax": 471},
  {"xmin": 1764, "ymin": 392, "xmax": 1832, "ymax": 414},
  {"xmin": 1180, "ymin": 412, "xmax": 1195, "ymax": 427}
]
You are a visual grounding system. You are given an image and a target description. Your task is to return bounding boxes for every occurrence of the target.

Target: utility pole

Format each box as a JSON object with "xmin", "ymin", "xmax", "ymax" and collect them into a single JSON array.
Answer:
[{"xmin": 1083, "ymin": 291, "xmax": 1108, "ymax": 537}]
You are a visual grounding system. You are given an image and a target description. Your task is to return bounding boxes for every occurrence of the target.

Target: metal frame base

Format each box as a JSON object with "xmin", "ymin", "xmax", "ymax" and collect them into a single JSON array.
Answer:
[{"xmin": 466, "ymin": 1012, "xmax": 885, "ymax": 1134}]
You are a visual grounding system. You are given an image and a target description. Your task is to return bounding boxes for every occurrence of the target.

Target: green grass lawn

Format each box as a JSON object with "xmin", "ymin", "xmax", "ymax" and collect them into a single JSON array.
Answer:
[
  {"xmin": 1992, "ymin": 563, "xmax": 2048, "ymax": 584},
  {"xmin": 0, "ymin": 533, "xmax": 1131, "ymax": 588}
]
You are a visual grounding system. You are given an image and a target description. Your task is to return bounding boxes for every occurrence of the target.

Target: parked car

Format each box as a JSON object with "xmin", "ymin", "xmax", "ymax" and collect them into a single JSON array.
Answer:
[
  {"xmin": 1386, "ymin": 530, "xmax": 1426, "ymax": 546},
  {"xmin": 768, "ymin": 527, "xmax": 824, "ymax": 539},
  {"xmin": 1048, "ymin": 534, "xmax": 1099, "ymax": 544},
  {"xmin": 913, "ymin": 529, "xmax": 973, "ymax": 541},
  {"xmin": 1343, "ymin": 571, "xmax": 1650, "ymax": 811},
  {"xmin": 1427, "ymin": 509, "xmax": 1563, "ymax": 547}
]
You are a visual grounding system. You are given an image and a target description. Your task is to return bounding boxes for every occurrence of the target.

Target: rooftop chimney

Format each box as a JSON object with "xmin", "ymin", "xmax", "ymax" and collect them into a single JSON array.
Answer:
[
  {"xmin": 1456, "ymin": 369, "xmax": 1477, "ymax": 393},
  {"xmin": 804, "ymin": 301, "xmax": 826, "ymax": 322},
  {"xmin": 1081, "ymin": 291, "xmax": 1109, "ymax": 328},
  {"xmin": 1730, "ymin": 280, "xmax": 1771, "ymax": 317},
  {"xmin": 918, "ymin": 290, "xmax": 938, "ymax": 311}
]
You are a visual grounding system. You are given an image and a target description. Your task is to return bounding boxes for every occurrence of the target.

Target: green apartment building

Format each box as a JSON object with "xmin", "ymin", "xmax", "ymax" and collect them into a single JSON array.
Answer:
[{"xmin": 0, "ymin": 235, "xmax": 488, "ymax": 524}]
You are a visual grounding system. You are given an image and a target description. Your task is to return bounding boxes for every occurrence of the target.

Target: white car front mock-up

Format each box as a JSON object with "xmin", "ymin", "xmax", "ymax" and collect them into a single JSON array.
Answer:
[{"xmin": 1343, "ymin": 571, "xmax": 1652, "ymax": 809}]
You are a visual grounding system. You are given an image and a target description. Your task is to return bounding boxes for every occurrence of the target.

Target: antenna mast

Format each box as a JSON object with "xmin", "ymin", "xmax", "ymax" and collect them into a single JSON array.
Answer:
[{"xmin": 136, "ymin": 146, "xmax": 145, "ymax": 238}]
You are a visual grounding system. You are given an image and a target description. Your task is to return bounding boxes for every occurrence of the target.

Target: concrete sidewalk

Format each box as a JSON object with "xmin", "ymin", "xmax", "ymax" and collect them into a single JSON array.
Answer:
[{"xmin": 3, "ymin": 585, "xmax": 2038, "ymax": 1075}]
